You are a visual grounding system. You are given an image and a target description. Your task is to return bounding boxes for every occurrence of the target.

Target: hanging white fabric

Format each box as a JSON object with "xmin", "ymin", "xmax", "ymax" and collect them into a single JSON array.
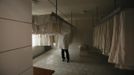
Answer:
[
  {"xmin": 108, "ymin": 9, "xmax": 134, "ymax": 70},
  {"xmin": 32, "ymin": 34, "xmax": 51, "ymax": 47},
  {"xmin": 32, "ymin": 14, "xmax": 61, "ymax": 34},
  {"xmin": 32, "ymin": 13, "xmax": 73, "ymax": 50},
  {"xmin": 108, "ymin": 13, "xmax": 123, "ymax": 64},
  {"xmin": 93, "ymin": 8, "xmax": 134, "ymax": 70},
  {"xmin": 32, "ymin": 13, "xmax": 72, "ymax": 35},
  {"xmin": 104, "ymin": 19, "xmax": 113, "ymax": 56},
  {"xmin": 93, "ymin": 18, "xmax": 113, "ymax": 56}
]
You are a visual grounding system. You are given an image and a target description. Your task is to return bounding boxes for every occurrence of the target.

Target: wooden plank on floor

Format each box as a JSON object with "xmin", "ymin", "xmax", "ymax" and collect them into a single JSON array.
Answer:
[{"xmin": 33, "ymin": 67, "xmax": 55, "ymax": 75}]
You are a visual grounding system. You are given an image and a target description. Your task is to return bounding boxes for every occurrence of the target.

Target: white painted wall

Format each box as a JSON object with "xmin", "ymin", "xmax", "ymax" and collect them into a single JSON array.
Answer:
[{"xmin": 0, "ymin": 0, "xmax": 33, "ymax": 75}]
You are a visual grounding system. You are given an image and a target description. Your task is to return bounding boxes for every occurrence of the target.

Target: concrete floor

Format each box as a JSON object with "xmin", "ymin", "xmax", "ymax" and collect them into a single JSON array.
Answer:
[{"xmin": 33, "ymin": 48, "xmax": 134, "ymax": 75}]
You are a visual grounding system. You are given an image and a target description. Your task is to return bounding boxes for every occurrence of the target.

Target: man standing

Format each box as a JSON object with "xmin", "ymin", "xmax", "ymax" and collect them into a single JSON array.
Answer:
[{"xmin": 59, "ymin": 33, "xmax": 70, "ymax": 63}]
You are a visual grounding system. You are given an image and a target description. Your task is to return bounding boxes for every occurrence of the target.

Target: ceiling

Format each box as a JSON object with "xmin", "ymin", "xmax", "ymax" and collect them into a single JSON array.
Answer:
[{"xmin": 32, "ymin": 0, "xmax": 115, "ymax": 23}]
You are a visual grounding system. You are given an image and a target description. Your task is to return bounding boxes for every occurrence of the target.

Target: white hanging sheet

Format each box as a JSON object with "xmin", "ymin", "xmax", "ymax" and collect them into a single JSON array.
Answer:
[
  {"xmin": 109, "ymin": 9, "xmax": 134, "ymax": 70},
  {"xmin": 93, "ymin": 8, "xmax": 134, "ymax": 70},
  {"xmin": 93, "ymin": 18, "xmax": 113, "ymax": 55},
  {"xmin": 32, "ymin": 13, "xmax": 73, "ymax": 49},
  {"xmin": 32, "ymin": 14, "xmax": 61, "ymax": 34}
]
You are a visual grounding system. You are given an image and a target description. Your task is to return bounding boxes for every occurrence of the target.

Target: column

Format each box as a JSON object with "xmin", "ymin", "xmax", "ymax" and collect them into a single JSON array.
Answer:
[{"xmin": 0, "ymin": 0, "xmax": 33, "ymax": 75}]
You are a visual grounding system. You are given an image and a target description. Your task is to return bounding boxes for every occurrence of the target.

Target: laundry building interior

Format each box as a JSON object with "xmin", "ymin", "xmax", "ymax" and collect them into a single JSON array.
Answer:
[{"xmin": 0, "ymin": 0, "xmax": 134, "ymax": 75}]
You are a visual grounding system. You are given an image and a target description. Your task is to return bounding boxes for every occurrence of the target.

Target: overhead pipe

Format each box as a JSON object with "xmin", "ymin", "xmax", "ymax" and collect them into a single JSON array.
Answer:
[
  {"xmin": 48, "ymin": 0, "xmax": 70, "ymax": 23},
  {"xmin": 71, "ymin": 11, "xmax": 72, "ymax": 24},
  {"xmin": 56, "ymin": 0, "xmax": 57, "ymax": 15}
]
